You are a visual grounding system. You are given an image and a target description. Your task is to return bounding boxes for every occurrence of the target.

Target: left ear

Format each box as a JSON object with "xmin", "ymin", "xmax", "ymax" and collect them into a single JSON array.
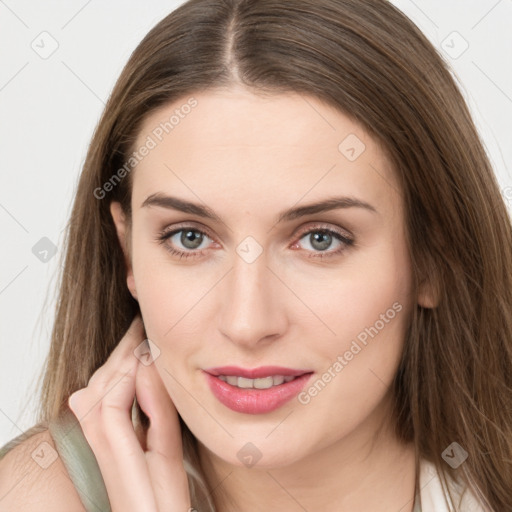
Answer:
[{"xmin": 110, "ymin": 201, "xmax": 138, "ymax": 301}]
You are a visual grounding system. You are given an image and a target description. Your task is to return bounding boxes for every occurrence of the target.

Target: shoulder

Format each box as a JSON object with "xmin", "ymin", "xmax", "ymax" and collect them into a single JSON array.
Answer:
[{"xmin": 0, "ymin": 428, "xmax": 85, "ymax": 512}]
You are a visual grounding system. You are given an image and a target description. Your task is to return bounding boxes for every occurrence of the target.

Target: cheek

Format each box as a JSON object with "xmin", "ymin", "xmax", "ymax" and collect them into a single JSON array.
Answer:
[
  {"xmin": 287, "ymin": 238, "xmax": 412, "ymax": 348},
  {"xmin": 136, "ymin": 264, "xmax": 204, "ymax": 412},
  {"xmin": 295, "ymin": 244, "xmax": 412, "ymax": 423},
  {"xmin": 291, "ymin": 246, "xmax": 412, "ymax": 418},
  {"xmin": 131, "ymin": 245, "xmax": 215, "ymax": 392},
  {"xmin": 132, "ymin": 243, "xmax": 208, "ymax": 339}
]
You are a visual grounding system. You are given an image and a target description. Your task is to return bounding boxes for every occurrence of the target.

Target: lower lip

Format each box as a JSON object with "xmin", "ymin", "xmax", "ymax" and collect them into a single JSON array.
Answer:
[{"xmin": 203, "ymin": 372, "xmax": 313, "ymax": 414}]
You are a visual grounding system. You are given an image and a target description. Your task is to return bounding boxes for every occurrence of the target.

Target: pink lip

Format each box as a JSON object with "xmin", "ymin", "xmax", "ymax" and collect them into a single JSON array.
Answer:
[{"xmin": 203, "ymin": 366, "xmax": 314, "ymax": 414}]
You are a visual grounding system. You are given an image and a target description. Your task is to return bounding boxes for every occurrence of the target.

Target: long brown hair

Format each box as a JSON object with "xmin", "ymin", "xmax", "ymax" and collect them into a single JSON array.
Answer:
[{"xmin": 11, "ymin": 0, "xmax": 512, "ymax": 509}]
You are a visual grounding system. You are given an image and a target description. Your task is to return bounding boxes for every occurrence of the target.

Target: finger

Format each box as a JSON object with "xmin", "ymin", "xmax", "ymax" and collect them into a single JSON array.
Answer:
[
  {"xmin": 136, "ymin": 354, "xmax": 191, "ymax": 511},
  {"xmin": 88, "ymin": 315, "xmax": 146, "ymax": 389},
  {"xmin": 70, "ymin": 315, "xmax": 146, "ymax": 417},
  {"xmin": 135, "ymin": 347, "xmax": 182, "ymax": 457},
  {"xmin": 69, "ymin": 317, "xmax": 160, "ymax": 511},
  {"xmin": 70, "ymin": 365, "xmax": 159, "ymax": 511}
]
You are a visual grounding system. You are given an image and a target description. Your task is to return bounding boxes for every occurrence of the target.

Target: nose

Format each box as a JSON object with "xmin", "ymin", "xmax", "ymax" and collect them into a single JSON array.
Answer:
[{"xmin": 217, "ymin": 249, "xmax": 288, "ymax": 348}]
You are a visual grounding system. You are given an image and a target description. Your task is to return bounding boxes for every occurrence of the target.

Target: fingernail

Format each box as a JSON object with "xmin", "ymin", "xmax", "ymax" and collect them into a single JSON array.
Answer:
[{"xmin": 68, "ymin": 392, "xmax": 78, "ymax": 412}]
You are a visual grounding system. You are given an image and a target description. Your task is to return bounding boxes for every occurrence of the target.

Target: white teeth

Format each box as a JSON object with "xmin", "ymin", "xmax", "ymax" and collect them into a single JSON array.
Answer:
[
  {"xmin": 217, "ymin": 375, "xmax": 296, "ymax": 389},
  {"xmin": 237, "ymin": 377, "xmax": 254, "ymax": 389},
  {"xmin": 254, "ymin": 376, "xmax": 274, "ymax": 389},
  {"xmin": 272, "ymin": 375, "xmax": 285, "ymax": 386}
]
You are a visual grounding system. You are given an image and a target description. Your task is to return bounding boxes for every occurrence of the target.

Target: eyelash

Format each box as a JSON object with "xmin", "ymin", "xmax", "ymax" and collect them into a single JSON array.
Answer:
[{"xmin": 155, "ymin": 223, "xmax": 355, "ymax": 260}]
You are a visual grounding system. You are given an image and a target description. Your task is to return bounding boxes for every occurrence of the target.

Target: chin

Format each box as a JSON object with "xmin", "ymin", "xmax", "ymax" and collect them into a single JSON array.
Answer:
[{"xmin": 198, "ymin": 433, "xmax": 308, "ymax": 471}]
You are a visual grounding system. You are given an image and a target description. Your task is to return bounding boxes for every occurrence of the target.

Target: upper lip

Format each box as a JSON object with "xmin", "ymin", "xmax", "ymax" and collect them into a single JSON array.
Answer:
[{"xmin": 203, "ymin": 366, "xmax": 313, "ymax": 379}]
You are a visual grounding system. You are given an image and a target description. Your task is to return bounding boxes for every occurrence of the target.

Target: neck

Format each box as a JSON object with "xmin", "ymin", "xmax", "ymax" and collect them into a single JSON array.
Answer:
[{"xmin": 197, "ymin": 400, "xmax": 417, "ymax": 512}]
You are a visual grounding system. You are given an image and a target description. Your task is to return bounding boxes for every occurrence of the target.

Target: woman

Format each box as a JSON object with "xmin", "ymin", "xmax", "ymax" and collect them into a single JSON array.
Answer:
[{"xmin": 0, "ymin": 0, "xmax": 510, "ymax": 510}]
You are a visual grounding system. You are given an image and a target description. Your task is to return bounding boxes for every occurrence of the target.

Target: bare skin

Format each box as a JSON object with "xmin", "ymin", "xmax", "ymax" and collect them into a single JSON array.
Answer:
[
  {"xmin": 41, "ymin": 86, "xmax": 436, "ymax": 511},
  {"xmin": 68, "ymin": 316, "xmax": 191, "ymax": 511}
]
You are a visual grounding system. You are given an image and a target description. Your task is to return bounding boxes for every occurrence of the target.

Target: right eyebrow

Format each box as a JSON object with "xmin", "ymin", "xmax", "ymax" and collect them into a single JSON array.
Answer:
[{"xmin": 141, "ymin": 193, "xmax": 222, "ymax": 222}]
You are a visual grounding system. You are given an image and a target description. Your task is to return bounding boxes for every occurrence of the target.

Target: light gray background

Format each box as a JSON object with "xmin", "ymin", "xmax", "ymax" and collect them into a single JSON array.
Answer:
[{"xmin": 1, "ymin": 0, "xmax": 511, "ymax": 446}]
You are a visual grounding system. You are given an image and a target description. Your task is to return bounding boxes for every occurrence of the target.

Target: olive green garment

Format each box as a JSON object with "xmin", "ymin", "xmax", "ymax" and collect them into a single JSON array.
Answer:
[
  {"xmin": 48, "ymin": 407, "xmax": 112, "ymax": 511},
  {"xmin": 0, "ymin": 408, "xmax": 111, "ymax": 512},
  {"xmin": 1, "ymin": 408, "xmax": 423, "ymax": 512}
]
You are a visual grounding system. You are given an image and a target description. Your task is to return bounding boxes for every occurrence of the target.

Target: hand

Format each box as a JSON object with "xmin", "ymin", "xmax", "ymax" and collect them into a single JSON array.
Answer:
[{"xmin": 68, "ymin": 315, "xmax": 192, "ymax": 512}]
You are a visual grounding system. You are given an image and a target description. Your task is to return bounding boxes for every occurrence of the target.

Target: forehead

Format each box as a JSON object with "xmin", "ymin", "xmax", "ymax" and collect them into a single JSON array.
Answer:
[{"xmin": 131, "ymin": 87, "xmax": 400, "ymax": 216}]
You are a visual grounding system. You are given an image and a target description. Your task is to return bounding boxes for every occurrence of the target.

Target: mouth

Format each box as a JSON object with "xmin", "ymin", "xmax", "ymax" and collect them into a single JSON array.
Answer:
[
  {"xmin": 217, "ymin": 374, "xmax": 297, "ymax": 389},
  {"xmin": 203, "ymin": 366, "xmax": 314, "ymax": 414}
]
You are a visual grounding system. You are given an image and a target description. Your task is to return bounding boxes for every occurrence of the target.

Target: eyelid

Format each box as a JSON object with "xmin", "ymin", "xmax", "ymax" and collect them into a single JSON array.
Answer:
[
  {"xmin": 156, "ymin": 220, "xmax": 354, "ymax": 259},
  {"xmin": 159, "ymin": 221, "xmax": 217, "ymax": 242},
  {"xmin": 159, "ymin": 221, "xmax": 353, "ymax": 246},
  {"xmin": 293, "ymin": 221, "xmax": 353, "ymax": 240}
]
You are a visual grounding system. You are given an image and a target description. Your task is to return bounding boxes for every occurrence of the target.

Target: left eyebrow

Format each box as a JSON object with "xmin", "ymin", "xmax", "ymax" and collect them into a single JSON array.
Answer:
[
  {"xmin": 140, "ymin": 193, "xmax": 378, "ymax": 223},
  {"xmin": 277, "ymin": 196, "xmax": 378, "ymax": 223}
]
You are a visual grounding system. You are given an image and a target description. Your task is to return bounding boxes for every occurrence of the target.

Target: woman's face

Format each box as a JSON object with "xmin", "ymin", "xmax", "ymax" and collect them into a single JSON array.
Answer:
[{"xmin": 112, "ymin": 86, "xmax": 425, "ymax": 469}]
